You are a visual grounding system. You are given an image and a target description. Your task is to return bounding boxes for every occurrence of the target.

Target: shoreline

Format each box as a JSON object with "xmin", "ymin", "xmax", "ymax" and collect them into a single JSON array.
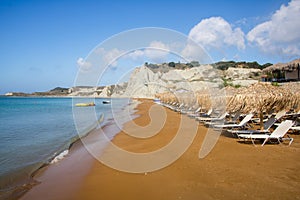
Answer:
[
  {"xmin": 19, "ymin": 99, "xmax": 300, "ymax": 199},
  {"xmin": 1, "ymin": 98, "xmax": 139, "ymax": 200},
  {"xmin": 0, "ymin": 108, "xmax": 107, "ymax": 199}
]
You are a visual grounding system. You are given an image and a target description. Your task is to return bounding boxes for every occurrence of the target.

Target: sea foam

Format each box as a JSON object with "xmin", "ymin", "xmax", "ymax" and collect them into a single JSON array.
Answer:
[{"xmin": 50, "ymin": 150, "xmax": 69, "ymax": 164}]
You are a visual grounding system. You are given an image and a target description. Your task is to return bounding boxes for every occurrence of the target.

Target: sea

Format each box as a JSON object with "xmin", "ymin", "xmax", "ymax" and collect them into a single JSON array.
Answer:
[{"xmin": 0, "ymin": 96, "xmax": 134, "ymax": 198}]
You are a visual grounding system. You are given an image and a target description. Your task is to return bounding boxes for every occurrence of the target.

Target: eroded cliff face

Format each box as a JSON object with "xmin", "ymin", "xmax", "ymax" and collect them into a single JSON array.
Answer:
[
  {"xmin": 114, "ymin": 65, "xmax": 223, "ymax": 98},
  {"xmin": 68, "ymin": 64, "xmax": 261, "ymax": 98}
]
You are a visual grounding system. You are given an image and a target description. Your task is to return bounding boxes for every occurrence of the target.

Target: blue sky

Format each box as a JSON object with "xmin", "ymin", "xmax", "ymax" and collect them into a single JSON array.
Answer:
[{"xmin": 0, "ymin": 0, "xmax": 299, "ymax": 94}]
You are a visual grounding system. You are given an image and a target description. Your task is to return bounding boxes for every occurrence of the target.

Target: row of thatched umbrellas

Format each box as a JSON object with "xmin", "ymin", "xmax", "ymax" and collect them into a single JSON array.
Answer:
[{"xmin": 156, "ymin": 82, "xmax": 300, "ymax": 129}]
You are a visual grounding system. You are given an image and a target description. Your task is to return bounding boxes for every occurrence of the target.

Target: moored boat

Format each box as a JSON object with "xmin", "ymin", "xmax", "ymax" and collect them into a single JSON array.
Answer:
[
  {"xmin": 102, "ymin": 100, "xmax": 111, "ymax": 104},
  {"xmin": 75, "ymin": 102, "xmax": 95, "ymax": 107}
]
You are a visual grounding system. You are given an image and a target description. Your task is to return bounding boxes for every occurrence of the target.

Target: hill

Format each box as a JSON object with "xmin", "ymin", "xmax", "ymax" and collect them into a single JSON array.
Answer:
[{"xmin": 5, "ymin": 60, "xmax": 271, "ymax": 98}]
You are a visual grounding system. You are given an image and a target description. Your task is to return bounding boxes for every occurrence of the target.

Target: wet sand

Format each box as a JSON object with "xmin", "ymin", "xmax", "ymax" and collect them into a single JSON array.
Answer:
[{"xmin": 21, "ymin": 99, "xmax": 300, "ymax": 200}]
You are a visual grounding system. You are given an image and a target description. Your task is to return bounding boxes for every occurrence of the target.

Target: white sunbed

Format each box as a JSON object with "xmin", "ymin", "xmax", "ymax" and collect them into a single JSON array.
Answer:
[
  {"xmin": 188, "ymin": 108, "xmax": 213, "ymax": 118},
  {"xmin": 185, "ymin": 107, "xmax": 201, "ymax": 115},
  {"xmin": 181, "ymin": 106, "xmax": 200, "ymax": 114},
  {"xmin": 227, "ymin": 110, "xmax": 286, "ymax": 135},
  {"xmin": 237, "ymin": 120, "xmax": 294, "ymax": 146},
  {"xmin": 291, "ymin": 126, "xmax": 300, "ymax": 131},
  {"xmin": 286, "ymin": 110, "xmax": 300, "ymax": 117},
  {"xmin": 227, "ymin": 111, "xmax": 242, "ymax": 124},
  {"xmin": 196, "ymin": 112, "xmax": 228, "ymax": 123},
  {"xmin": 212, "ymin": 113, "xmax": 254, "ymax": 129}
]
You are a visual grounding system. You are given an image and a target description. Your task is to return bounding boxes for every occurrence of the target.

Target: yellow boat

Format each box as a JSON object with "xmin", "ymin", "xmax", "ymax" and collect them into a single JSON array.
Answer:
[{"xmin": 75, "ymin": 102, "xmax": 95, "ymax": 107}]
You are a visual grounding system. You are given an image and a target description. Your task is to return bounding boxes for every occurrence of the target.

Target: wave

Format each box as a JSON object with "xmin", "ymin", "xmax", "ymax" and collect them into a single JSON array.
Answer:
[{"xmin": 50, "ymin": 150, "xmax": 69, "ymax": 164}]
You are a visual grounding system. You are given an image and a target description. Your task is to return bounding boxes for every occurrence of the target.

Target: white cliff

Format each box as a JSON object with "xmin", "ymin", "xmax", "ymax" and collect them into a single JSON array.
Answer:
[
  {"xmin": 115, "ymin": 64, "xmax": 223, "ymax": 98},
  {"xmin": 68, "ymin": 64, "xmax": 262, "ymax": 98}
]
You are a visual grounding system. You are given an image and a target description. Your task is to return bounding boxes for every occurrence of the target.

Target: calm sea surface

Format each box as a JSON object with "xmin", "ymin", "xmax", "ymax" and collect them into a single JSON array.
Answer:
[{"xmin": 0, "ymin": 97, "xmax": 130, "ymax": 191}]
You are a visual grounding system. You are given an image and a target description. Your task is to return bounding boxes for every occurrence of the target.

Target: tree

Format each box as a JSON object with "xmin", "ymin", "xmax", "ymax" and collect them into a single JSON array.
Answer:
[{"xmin": 168, "ymin": 62, "xmax": 175, "ymax": 68}]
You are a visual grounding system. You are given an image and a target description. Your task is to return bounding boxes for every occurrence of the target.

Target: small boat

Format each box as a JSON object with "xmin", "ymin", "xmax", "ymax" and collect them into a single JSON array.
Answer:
[
  {"xmin": 102, "ymin": 100, "xmax": 111, "ymax": 104},
  {"xmin": 75, "ymin": 102, "xmax": 96, "ymax": 107}
]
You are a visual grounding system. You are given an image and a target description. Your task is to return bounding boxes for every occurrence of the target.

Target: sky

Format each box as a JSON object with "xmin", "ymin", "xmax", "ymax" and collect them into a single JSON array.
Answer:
[{"xmin": 0, "ymin": 0, "xmax": 299, "ymax": 94}]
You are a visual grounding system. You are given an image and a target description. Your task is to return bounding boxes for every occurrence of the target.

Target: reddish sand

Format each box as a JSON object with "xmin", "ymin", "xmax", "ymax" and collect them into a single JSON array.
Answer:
[{"xmin": 21, "ymin": 100, "xmax": 300, "ymax": 200}]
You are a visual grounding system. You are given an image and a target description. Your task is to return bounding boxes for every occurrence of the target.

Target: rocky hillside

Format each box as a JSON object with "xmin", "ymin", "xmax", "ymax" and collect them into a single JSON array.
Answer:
[
  {"xmin": 5, "ymin": 61, "xmax": 265, "ymax": 98},
  {"xmin": 91, "ymin": 62, "xmax": 262, "ymax": 98}
]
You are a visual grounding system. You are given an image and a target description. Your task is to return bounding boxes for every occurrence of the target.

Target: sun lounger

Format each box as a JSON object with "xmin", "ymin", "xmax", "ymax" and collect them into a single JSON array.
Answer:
[
  {"xmin": 196, "ymin": 112, "xmax": 227, "ymax": 123},
  {"xmin": 290, "ymin": 121, "xmax": 300, "ymax": 132},
  {"xmin": 227, "ymin": 110, "xmax": 286, "ymax": 135},
  {"xmin": 237, "ymin": 120, "xmax": 294, "ymax": 146},
  {"xmin": 291, "ymin": 126, "xmax": 300, "ymax": 131},
  {"xmin": 286, "ymin": 110, "xmax": 300, "ymax": 117},
  {"xmin": 183, "ymin": 106, "xmax": 201, "ymax": 114},
  {"xmin": 226, "ymin": 111, "xmax": 241, "ymax": 124},
  {"xmin": 189, "ymin": 108, "xmax": 213, "ymax": 118},
  {"xmin": 181, "ymin": 106, "xmax": 200, "ymax": 114},
  {"xmin": 212, "ymin": 113, "xmax": 254, "ymax": 129}
]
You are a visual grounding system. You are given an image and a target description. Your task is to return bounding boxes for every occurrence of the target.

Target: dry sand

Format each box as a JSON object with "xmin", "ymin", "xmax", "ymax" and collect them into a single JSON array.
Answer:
[{"xmin": 21, "ymin": 99, "xmax": 300, "ymax": 200}]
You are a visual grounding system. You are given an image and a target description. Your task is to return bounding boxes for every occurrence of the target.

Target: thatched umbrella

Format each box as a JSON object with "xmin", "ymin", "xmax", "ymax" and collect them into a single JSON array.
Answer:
[
  {"xmin": 263, "ymin": 59, "xmax": 300, "ymax": 72},
  {"xmin": 227, "ymin": 82, "xmax": 300, "ymax": 129},
  {"xmin": 280, "ymin": 82, "xmax": 300, "ymax": 94},
  {"xmin": 157, "ymin": 88, "xmax": 227, "ymax": 112},
  {"xmin": 262, "ymin": 62, "xmax": 285, "ymax": 73},
  {"xmin": 195, "ymin": 91, "xmax": 211, "ymax": 111},
  {"xmin": 283, "ymin": 58, "xmax": 300, "ymax": 71},
  {"xmin": 155, "ymin": 92, "xmax": 178, "ymax": 104}
]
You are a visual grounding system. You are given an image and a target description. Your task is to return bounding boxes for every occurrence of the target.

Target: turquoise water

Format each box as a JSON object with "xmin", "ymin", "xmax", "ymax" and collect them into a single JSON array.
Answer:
[{"xmin": 0, "ymin": 97, "xmax": 130, "ymax": 192}]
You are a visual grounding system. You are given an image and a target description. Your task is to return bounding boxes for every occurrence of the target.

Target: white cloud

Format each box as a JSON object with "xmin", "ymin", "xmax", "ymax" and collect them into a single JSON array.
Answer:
[
  {"xmin": 96, "ymin": 48, "xmax": 125, "ymax": 67},
  {"xmin": 105, "ymin": 48, "xmax": 124, "ymax": 67},
  {"xmin": 247, "ymin": 0, "xmax": 300, "ymax": 56},
  {"xmin": 77, "ymin": 57, "xmax": 92, "ymax": 70},
  {"xmin": 181, "ymin": 40, "xmax": 210, "ymax": 62},
  {"xmin": 144, "ymin": 41, "xmax": 170, "ymax": 62},
  {"xmin": 188, "ymin": 17, "xmax": 246, "ymax": 50},
  {"xmin": 126, "ymin": 41, "xmax": 170, "ymax": 63},
  {"xmin": 127, "ymin": 49, "xmax": 144, "ymax": 60}
]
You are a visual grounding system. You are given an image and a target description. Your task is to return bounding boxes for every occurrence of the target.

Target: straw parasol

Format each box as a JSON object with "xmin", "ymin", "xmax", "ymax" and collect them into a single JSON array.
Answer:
[
  {"xmin": 195, "ymin": 88, "xmax": 229, "ymax": 112},
  {"xmin": 227, "ymin": 82, "xmax": 300, "ymax": 129},
  {"xmin": 155, "ymin": 92, "xmax": 178, "ymax": 104},
  {"xmin": 263, "ymin": 58, "xmax": 300, "ymax": 73}
]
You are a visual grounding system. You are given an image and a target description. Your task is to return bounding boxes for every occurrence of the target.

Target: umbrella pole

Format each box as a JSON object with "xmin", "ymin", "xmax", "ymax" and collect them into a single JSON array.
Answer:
[{"xmin": 260, "ymin": 112, "xmax": 264, "ymax": 130}]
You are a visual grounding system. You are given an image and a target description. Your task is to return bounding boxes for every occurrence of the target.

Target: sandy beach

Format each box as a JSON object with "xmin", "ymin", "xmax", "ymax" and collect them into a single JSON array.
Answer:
[{"xmin": 21, "ymin": 99, "xmax": 300, "ymax": 200}]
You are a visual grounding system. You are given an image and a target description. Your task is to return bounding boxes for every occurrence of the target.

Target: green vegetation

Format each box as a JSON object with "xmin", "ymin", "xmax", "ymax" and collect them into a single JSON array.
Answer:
[
  {"xmin": 221, "ymin": 78, "xmax": 241, "ymax": 88},
  {"xmin": 145, "ymin": 60, "xmax": 201, "ymax": 70},
  {"xmin": 213, "ymin": 61, "xmax": 272, "ymax": 71},
  {"xmin": 222, "ymin": 78, "xmax": 231, "ymax": 87},
  {"xmin": 168, "ymin": 62, "xmax": 175, "ymax": 68},
  {"xmin": 234, "ymin": 84, "xmax": 241, "ymax": 88},
  {"xmin": 271, "ymin": 82, "xmax": 279, "ymax": 86},
  {"xmin": 145, "ymin": 60, "xmax": 272, "ymax": 71}
]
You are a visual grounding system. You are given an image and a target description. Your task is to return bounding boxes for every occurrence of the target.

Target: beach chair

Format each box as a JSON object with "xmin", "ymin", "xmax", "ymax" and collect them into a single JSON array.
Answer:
[
  {"xmin": 290, "ymin": 119, "xmax": 300, "ymax": 132},
  {"xmin": 212, "ymin": 113, "xmax": 254, "ymax": 129},
  {"xmin": 286, "ymin": 110, "xmax": 300, "ymax": 117},
  {"xmin": 237, "ymin": 120, "xmax": 294, "ymax": 146},
  {"xmin": 188, "ymin": 106, "xmax": 201, "ymax": 118},
  {"xmin": 175, "ymin": 103, "xmax": 185, "ymax": 112},
  {"xmin": 189, "ymin": 108, "xmax": 212, "ymax": 118},
  {"xmin": 227, "ymin": 110, "xmax": 286, "ymax": 135},
  {"xmin": 226, "ymin": 111, "xmax": 241, "ymax": 124},
  {"xmin": 181, "ymin": 106, "xmax": 199, "ymax": 114},
  {"xmin": 197, "ymin": 112, "xmax": 228, "ymax": 123},
  {"xmin": 185, "ymin": 106, "xmax": 201, "ymax": 115},
  {"xmin": 291, "ymin": 126, "xmax": 300, "ymax": 132}
]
